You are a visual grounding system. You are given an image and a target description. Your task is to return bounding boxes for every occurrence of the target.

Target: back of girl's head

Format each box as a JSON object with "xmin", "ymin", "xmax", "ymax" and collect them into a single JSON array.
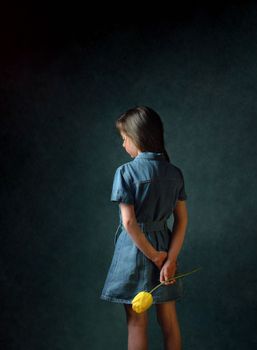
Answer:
[{"xmin": 115, "ymin": 106, "xmax": 170, "ymax": 162}]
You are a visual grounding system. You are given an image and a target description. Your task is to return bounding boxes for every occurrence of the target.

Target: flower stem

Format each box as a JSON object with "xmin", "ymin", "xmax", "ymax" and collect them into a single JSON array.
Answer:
[{"xmin": 149, "ymin": 267, "xmax": 202, "ymax": 294}]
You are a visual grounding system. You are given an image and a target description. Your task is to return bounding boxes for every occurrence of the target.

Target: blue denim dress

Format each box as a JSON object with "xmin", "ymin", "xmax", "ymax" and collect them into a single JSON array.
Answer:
[{"xmin": 100, "ymin": 151, "xmax": 187, "ymax": 304}]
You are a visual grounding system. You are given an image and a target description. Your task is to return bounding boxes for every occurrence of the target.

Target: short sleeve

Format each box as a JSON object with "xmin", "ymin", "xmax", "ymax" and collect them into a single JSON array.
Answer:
[
  {"xmin": 178, "ymin": 168, "xmax": 188, "ymax": 201},
  {"xmin": 110, "ymin": 166, "xmax": 134, "ymax": 204}
]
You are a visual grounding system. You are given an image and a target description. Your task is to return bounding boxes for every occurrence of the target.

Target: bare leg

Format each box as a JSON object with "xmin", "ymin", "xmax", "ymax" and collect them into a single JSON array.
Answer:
[
  {"xmin": 155, "ymin": 301, "xmax": 182, "ymax": 350},
  {"xmin": 123, "ymin": 303, "xmax": 148, "ymax": 350}
]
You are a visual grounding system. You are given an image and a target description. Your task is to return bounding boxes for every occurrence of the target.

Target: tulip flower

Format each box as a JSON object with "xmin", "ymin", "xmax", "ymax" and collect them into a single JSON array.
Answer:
[
  {"xmin": 131, "ymin": 291, "xmax": 153, "ymax": 313},
  {"xmin": 132, "ymin": 267, "xmax": 202, "ymax": 313}
]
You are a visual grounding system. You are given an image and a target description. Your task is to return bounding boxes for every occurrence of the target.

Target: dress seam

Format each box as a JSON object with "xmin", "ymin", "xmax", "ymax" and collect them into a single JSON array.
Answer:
[{"xmin": 100, "ymin": 294, "xmax": 183, "ymax": 304}]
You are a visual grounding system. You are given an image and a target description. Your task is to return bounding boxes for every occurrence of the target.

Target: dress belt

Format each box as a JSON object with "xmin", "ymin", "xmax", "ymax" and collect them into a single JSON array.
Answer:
[
  {"xmin": 114, "ymin": 218, "xmax": 168, "ymax": 246},
  {"xmin": 136, "ymin": 218, "xmax": 168, "ymax": 231}
]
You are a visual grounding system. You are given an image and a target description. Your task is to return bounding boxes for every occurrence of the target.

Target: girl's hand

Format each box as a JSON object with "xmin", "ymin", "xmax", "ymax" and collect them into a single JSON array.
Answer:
[
  {"xmin": 152, "ymin": 251, "xmax": 168, "ymax": 270},
  {"xmin": 160, "ymin": 260, "xmax": 177, "ymax": 285}
]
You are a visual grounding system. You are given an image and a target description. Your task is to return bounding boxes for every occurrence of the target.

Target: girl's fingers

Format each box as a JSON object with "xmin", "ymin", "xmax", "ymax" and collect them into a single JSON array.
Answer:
[
  {"xmin": 164, "ymin": 276, "xmax": 170, "ymax": 284},
  {"xmin": 164, "ymin": 276, "xmax": 176, "ymax": 285},
  {"xmin": 160, "ymin": 270, "xmax": 164, "ymax": 283}
]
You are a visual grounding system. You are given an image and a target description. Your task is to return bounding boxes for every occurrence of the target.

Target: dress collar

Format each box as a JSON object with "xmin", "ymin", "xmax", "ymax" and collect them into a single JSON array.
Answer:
[{"xmin": 134, "ymin": 151, "xmax": 166, "ymax": 161}]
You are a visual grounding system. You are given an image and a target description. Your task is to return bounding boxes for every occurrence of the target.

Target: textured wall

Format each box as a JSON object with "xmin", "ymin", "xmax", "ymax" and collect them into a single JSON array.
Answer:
[{"xmin": 1, "ymin": 3, "xmax": 257, "ymax": 349}]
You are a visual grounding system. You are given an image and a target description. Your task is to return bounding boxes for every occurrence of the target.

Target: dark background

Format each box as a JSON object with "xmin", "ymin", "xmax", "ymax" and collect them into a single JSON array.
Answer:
[{"xmin": 1, "ymin": 2, "xmax": 257, "ymax": 349}]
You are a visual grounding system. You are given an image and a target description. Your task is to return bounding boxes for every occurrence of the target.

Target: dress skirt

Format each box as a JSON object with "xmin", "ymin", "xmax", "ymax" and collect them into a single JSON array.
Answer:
[{"xmin": 100, "ymin": 219, "xmax": 184, "ymax": 304}]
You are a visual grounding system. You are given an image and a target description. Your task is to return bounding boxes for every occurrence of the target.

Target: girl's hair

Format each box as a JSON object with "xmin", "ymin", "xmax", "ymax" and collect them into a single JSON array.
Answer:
[{"xmin": 115, "ymin": 106, "xmax": 171, "ymax": 163}]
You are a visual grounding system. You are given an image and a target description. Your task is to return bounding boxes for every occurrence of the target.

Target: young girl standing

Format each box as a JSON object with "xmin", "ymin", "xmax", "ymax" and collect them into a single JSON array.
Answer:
[{"xmin": 100, "ymin": 106, "xmax": 188, "ymax": 350}]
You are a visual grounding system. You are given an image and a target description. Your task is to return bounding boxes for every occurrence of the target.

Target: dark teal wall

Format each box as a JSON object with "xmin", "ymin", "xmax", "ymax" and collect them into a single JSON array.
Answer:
[{"xmin": 1, "ymin": 3, "xmax": 257, "ymax": 349}]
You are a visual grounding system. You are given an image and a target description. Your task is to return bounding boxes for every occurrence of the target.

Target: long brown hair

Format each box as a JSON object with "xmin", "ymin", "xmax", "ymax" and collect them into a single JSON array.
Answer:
[{"xmin": 115, "ymin": 106, "xmax": 170, "ymax": 163}]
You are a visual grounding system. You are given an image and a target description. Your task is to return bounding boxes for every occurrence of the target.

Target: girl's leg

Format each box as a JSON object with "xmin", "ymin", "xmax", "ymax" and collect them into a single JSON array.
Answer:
[
  {"xmin": 123, "ymin": 304, "xmax": 148, "ymax": 350},
  {"xmin": 155, "ymin": 301, "xmax": 182, "ymax": 350}
]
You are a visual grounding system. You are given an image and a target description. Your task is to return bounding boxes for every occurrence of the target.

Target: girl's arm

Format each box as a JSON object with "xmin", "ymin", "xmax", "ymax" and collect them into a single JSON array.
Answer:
[
  {"xmin": 167, "ymin": 200, "xmax": 188, "ymax": 262},
  {"xmin": 119, "ymin": 203, "xmax": 167, "ymax": 268},
  {"xmin": 159, "ymin": 200, "xmax": 188, "ymax": 284}
]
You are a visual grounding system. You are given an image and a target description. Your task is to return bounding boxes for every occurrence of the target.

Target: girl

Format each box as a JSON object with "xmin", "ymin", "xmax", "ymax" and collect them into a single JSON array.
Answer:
[{"xmin": 100, "ymin": 106, "xmax": 188, "ymax": 350}]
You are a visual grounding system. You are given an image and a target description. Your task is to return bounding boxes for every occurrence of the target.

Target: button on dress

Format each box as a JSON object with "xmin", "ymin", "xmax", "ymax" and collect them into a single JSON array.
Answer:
[{"xmin": 100, "ymin": 151, "xmax": 188, "ymax": 304}]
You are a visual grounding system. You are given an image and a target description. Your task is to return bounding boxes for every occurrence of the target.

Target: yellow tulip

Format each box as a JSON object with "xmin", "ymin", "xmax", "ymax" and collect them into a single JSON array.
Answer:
[
  {"xmin": 132, "ymin": 291, "xmax": 153, "ymax": 313},
  {"xmin": 131, "ymin": 267, "xmax": 202, "ymax": 314}
]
